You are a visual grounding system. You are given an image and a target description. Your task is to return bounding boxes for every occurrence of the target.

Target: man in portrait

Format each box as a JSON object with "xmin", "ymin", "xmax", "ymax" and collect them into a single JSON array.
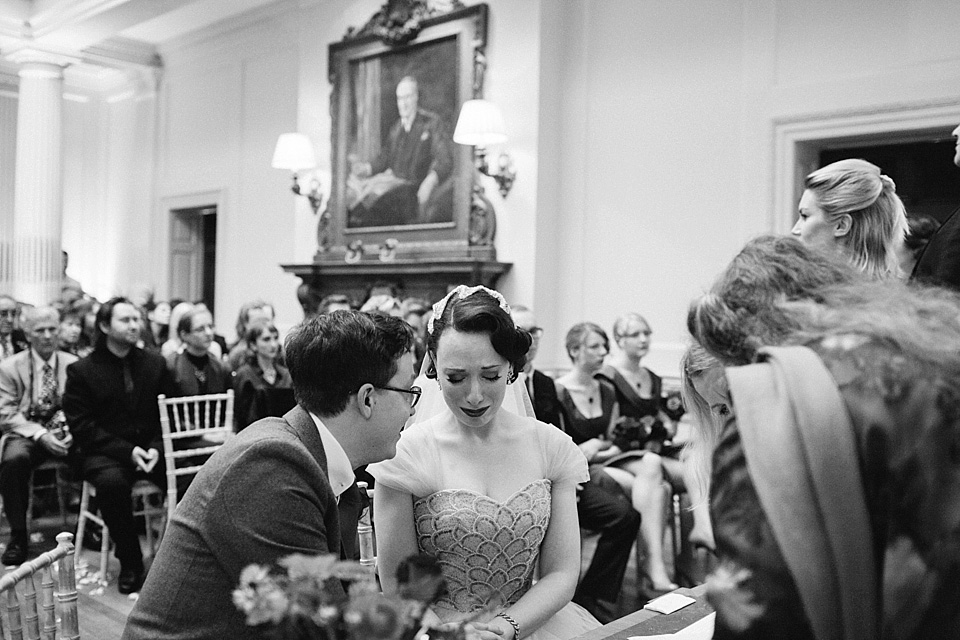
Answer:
[{"xmin": 348, "ymin": 75, "xmax": 454, "ymax": 227}]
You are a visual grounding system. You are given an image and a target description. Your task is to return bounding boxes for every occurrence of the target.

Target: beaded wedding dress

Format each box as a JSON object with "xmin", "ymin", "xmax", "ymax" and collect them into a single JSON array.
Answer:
[{"xmin": 370, "ymin": 411, "xmax": 600, "ymax": 640}]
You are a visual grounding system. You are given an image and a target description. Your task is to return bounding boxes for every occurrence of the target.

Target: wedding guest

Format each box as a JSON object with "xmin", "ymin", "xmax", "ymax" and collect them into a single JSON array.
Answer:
[
  {"xmin": 596, "ymin": 313, "xmax": 686, "ymax": 592},
  {"xmin": 160, "ymin": 302, "xmax": 194, "ymax": 359},
  {"xmin": 146, "ymin": 300, "xmax": 171, "ymax": 350},
  {"xmin": 371, "ymin": 287, "xmax": 600, "ymax": 640},
  {"xmin": 688, "ymin": 276, "xmax": 960, "ymax": 639},
  {"xmin": 360, "ymin": 293, "xmax": 403, "ymax": 316},
  {"xmin": 319, "ymin": 293, "xmax": 353, "ymax": 314},
  {"xmin": 792, "ymin": 158, "xmax": 907, "ymax": 278},
  {"xmin": 912, "ymin": 121, "xmax": 960, "ymax": 290},
  {"xmin": 123, "ymin": 310, "xmax": 417, "ymax": 640},
  {"xmin": 76, "ymin": 300, "xmax": 99, "ymax": 358},
  {"xmin": 401, "ymin": 297, "xmax": 431, "ymax": 370},
  {"xmin": 0, "ymin": 295, "xmax": 28, "ymax": 360},
  {"xmin": 232, "ymin": 322, "xmax": 292, "ymax": 431},
  {"xmin": 689, "ymin": 235, "xmax": 864, "ymax": 367},
  {"xmin": 57, "ymin": 308, "xmax": 85, "ymax": 357},
  {"xmin": 556, "ymin": 322, "xmax": 676, "ymax": 595},
  {"xmin": 63, "ymin": 297, "xmax": 178, "ymax": 593},
  {"xmin": 166, "ymin": 306, "xmax": 231, "ymax": 396},
  {"xmin": 0, "ymin": 307, "xmax": 76, "ymax": 565},
  {"xmin": 895, "ymin": 214, "xmax": 940, "ymax": 278},
  {"xmin": 225, "ymin": 300, "xmax": 274, "ymax": 371},
  {"xmin": 677, "ymin": 343, "xmax": 726, "ymax": 552},
  {"xmin": 512, "ymin": 305, "xmax": 639, "ymax": 623}
]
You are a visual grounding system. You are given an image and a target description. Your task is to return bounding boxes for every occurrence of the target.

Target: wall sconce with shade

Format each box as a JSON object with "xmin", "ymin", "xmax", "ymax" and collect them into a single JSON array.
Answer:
[
  {"xmin": 453, "ymin": 99, "xmax": 517, "ymax": 198},
  {"xmin": 272, "ymin": 133, "xmax": 324, "ymax": 214}
]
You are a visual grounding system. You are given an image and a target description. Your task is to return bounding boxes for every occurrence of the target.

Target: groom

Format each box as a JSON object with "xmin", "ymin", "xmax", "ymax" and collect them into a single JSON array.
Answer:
[{"xmin": 123, "ymin": 311, "xmax": 417, "ymax": 640}]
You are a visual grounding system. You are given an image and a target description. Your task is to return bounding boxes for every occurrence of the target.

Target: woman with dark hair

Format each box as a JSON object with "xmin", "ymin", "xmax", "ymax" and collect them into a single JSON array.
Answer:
[
  {"xmin": 145, "ymin": 300, "xmax": 171, "ymax": 350},
  {"xmin": 897, "ymin": 214, "xmax": 941, "ymax": 277},
  {"xmin": 232, "ymin": 322, "xmax": 292, "ymax": 431},
  {"xmin": 687, "ymin": 238, "xmax": 960, "ymax": 639},
  {"xmin": 370, "ymin": 285, "xmax": 599, "ymax": 640},
  {"xmin": 58, "ymin": 307, "xmax": 86, "ymax": 357}
]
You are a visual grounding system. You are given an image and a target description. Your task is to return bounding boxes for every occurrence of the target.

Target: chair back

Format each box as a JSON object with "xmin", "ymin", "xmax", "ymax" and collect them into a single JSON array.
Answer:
[
  {"xmin": 0, "ymin": 532, "xmax": 79, "ymax": 640},
  {"xmin": 158, "ymin": 390, "xmax": 234, "ymax": 523},
  {"xmin": 357, "ymin": 482, "xmax": 376, "ymax": 569}
]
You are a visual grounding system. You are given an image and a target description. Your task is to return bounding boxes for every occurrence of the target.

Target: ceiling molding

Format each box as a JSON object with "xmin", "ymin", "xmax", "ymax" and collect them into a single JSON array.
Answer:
[
  {"xmin": 81, "ymin": 35, "xmax": 159, "ymax": 69},
  {"xmin": 29, "ymin": 0, "xmax": 132, "ymax": 38},
  {"xmin": 4, "ymin": 42, "xmax": 81, "ymax": 66},
  {"xmin": 157, "ymin": 0, "xmax": 294, "ymax": 58}
]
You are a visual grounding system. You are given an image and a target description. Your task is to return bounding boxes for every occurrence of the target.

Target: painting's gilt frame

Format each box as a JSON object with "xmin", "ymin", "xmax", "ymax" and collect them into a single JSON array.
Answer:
[{"xmin": 322, "ymin": 1, "xmax": 492, "ymax": 263}]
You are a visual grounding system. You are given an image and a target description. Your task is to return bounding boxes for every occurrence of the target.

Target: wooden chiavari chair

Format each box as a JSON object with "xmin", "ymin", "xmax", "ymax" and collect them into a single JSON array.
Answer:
[{"xmin": 0, "ymin": 532, "xmax": 78, "ymax": 640}]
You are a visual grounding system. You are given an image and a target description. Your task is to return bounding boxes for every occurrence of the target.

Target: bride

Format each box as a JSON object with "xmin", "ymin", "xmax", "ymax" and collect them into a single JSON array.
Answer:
[{"xmin": 369, "ymin": 286, "xmax": 601, "ymax": 640}]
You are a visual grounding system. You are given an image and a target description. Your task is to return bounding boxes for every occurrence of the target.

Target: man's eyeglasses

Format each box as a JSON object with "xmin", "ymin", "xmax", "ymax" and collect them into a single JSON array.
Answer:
[
  {"xmin": 522, "ymin": 326, "xmax": 544, "ymax": 339},
  {"xmin": 0, "ymin": 309, "xmax": 17, "ymax": 318},
  {"xmin": 375, "ymin": 385, "xmax": 422, "ymax": 408}
]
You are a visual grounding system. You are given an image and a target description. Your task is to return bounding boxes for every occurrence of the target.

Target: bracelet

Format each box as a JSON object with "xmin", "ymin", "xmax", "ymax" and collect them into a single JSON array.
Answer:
[{"xmin": 495, "ymin": 612, "xmax": 520, "ymax": 640}]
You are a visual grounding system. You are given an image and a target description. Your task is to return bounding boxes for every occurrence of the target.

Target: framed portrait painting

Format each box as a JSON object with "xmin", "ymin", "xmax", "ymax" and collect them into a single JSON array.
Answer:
[{"xmin": 324, "ymin": 2, "xmax": 489, "ymax": 260}]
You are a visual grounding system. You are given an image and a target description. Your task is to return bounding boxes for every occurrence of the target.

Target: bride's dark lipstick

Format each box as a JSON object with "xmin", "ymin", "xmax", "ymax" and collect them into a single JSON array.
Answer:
[{"xmin": 461, "ymin": 407, "xmax": 489, "ymax": 418}]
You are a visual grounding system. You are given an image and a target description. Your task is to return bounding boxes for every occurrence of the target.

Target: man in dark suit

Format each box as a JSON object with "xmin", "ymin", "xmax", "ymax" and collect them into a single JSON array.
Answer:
[
  {"xmin": 912, "ymin": 122, "xmax": 960, "ymax": 290},
  {"xmin": 0, "ymin": 295, "xmax": 28, "ymax": 360},
  {"xmin": 348, "ymin": 75, "xmax": 454, "ymax": 226},
  {"xmin": 0, "ymin": 306, "xmax": 77, "ymax": 565},
  {"xmin": 512, "ymin": 305, "xmax": 641, "ymax": 624},
  {"xmin": 62, "ymin": 297, "xmax": 178, "ymax": 593},
  {"xmin": 122, "ymin": 311, "xmax": 417, "ymax": 640}
]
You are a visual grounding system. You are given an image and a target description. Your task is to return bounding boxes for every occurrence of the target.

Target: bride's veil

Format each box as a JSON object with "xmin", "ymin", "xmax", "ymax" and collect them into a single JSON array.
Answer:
[{"xmin": 408, "ymin": 286, "xmax": 537, "ymax": 427}]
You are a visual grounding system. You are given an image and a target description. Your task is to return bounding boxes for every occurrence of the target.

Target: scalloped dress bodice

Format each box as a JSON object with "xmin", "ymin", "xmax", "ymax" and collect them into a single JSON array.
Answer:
[{"xmin": 414, "ymin": 479, "xmax": 551, "ymax": 616}]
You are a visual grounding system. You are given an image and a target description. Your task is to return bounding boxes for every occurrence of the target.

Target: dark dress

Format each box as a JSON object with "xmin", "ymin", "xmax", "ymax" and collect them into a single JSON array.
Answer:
[
  {"xmin": 596, "ymin": 365, "xmax": 669, "ymax": 453},
  {"xmin": 556, "ymin": 381, "xmax": 616, "ymax": 446},
  {"xmin": 555, "ymin": 378, "xmax": 641, "ymax": 614},
  {"xmin": 232, "ymin": 361, "xmax": 292, "ymax": 431}
]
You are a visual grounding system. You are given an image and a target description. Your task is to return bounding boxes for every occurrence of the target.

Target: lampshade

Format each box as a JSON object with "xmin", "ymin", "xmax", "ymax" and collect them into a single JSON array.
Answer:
[
  {"xmin": 272, "ymin": 133, "xmax": 317, "ymax": 171},
  {"xmin": 453, "ymin": 99, "xmax": 508, "ymax": 147}
]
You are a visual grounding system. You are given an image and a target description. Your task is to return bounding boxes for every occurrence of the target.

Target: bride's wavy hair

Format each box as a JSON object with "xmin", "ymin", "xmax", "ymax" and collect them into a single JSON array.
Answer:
[{"xmin": 425, "ymin": 290, "xmax": 531, "ymax": 383}]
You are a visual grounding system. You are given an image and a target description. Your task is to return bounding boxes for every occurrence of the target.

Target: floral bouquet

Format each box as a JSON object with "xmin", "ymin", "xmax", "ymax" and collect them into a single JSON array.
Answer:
[{"xmin": 234, "ymin": 553, "xmax": 465, "ymax": 640}]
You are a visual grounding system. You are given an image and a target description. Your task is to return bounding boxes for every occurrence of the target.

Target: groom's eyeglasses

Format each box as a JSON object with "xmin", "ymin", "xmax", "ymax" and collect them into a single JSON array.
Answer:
[{"xmin": 375, "ymin": 385, "xmax": 422, "ymax": 408}]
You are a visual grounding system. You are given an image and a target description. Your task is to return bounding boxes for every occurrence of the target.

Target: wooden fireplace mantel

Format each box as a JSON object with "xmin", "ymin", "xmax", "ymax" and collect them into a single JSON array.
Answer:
[{"xmin": 281, "ymin": 257, "xmax": 512, "ymax": 307}]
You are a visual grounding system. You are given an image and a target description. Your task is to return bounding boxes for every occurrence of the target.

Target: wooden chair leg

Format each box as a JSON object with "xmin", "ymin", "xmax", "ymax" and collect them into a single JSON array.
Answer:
[
  {"xmin": 26, "ymin": 471, "xmax": 35, "ymax": 539},
  {"xmin": 54, "ymin": 467, "xmax": 69, "ymax": 529}
]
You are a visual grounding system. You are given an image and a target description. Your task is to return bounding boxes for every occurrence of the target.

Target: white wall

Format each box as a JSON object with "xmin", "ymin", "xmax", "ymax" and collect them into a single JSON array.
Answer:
[
  {"xmin": 155, "ymin": 5, "xmax": 300, "ymax": 339},
  {"xmin": 9, "ymin": 0, "xmax": 959, "ymax": 364},
  {"xmin": 533, "ymin": 0, "xmax": 960, "ymax": 374}
]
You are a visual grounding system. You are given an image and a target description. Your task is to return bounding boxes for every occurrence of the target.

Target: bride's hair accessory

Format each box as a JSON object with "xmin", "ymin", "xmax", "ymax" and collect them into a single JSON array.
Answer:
[{"xmin": 427, "ymin": 285, "xmax": 511, "ymax": 336}]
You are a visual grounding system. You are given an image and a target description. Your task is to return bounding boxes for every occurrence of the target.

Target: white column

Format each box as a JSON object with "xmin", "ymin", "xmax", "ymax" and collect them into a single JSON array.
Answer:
[{"xmin": 12, "ymin": 60, "xmax": 64, "ymax": 306}]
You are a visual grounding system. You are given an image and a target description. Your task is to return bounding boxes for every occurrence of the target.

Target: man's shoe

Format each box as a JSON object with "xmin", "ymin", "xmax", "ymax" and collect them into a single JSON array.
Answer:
[
  {"xmin": 1, "ymin": 538, "xmax": 28, "ymax": 566},
  {"xmin": 117, "ymin": 567, "xmax": 144, "ymax": 594}
]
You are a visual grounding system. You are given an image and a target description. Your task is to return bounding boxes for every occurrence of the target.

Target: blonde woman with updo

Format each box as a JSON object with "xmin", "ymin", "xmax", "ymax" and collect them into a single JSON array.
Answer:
[{"xmin": 793, "ymin": 158, "xmax": 908, "ymax": 278}]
